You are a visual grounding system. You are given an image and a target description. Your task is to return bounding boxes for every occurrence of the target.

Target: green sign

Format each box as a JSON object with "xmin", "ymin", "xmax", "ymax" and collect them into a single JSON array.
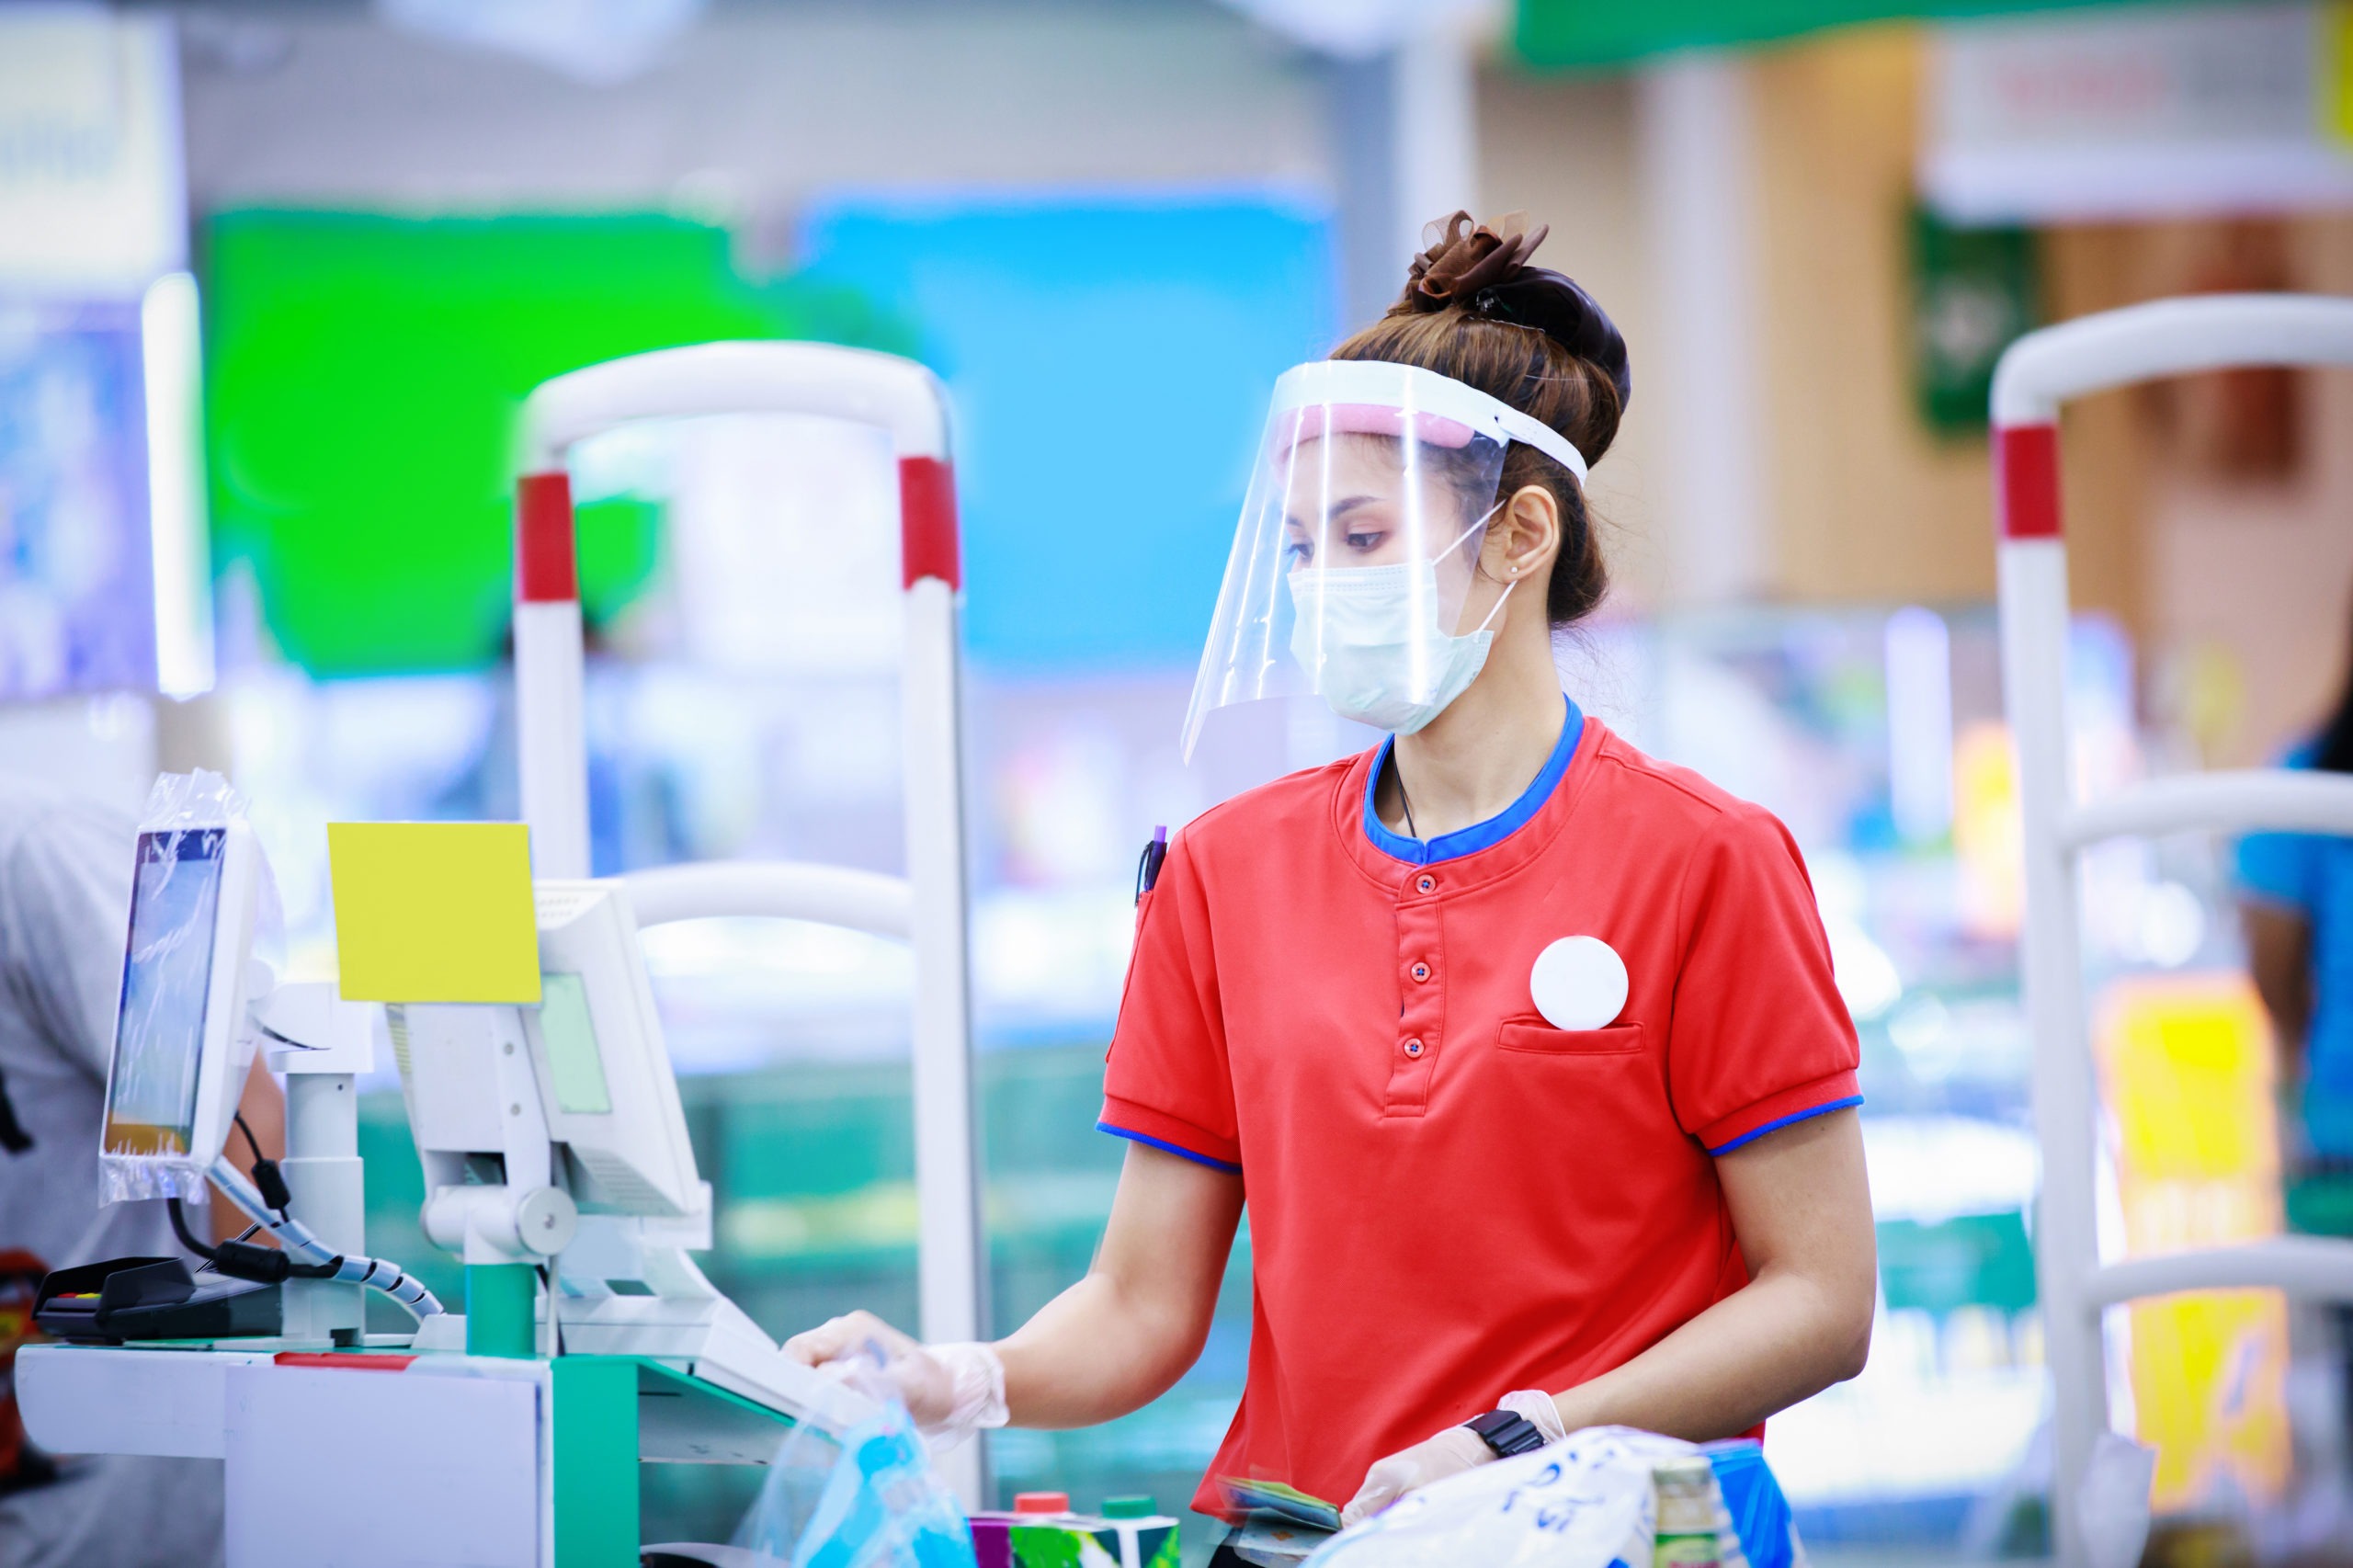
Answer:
[
  {"xmin": 1514, "ymin": 0, "xmax": 2194, "ymax": 70},
  {"xmin": 1908, "ymin": 206, "xmax": 2040, "ymax": 437},
  {"xmin": 204, "ymin": 211, "xmax": 908, "ymax": 677},
  {"xmin": 1877, "ymin": 1210, "xmax": 2037, "ymax": 1315}
]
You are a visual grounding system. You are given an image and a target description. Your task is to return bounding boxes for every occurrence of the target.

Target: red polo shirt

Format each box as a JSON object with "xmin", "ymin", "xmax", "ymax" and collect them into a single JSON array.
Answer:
[{"xmin": 1098, "ymin": 705, "xmax": 1861, "ymax": 1515}]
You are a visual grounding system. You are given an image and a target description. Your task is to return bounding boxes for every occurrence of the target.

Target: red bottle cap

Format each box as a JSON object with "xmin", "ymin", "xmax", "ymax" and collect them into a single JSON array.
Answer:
[{"xmin": 1014, "ymin": 1492, "xmax": 1072, "ymax": 1515}]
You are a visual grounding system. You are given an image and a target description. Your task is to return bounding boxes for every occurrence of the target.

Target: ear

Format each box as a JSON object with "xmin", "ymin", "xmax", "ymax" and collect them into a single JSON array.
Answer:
[{"xmin": 1483, "ymin": 483, "xmax": 1560, "ymax": 586}]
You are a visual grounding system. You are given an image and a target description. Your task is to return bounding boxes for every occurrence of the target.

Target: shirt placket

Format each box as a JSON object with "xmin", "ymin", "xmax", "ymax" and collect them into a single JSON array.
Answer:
[{"xmin": 1384, "ymin": 867, "xmax": 1446, "ymax": 1115}]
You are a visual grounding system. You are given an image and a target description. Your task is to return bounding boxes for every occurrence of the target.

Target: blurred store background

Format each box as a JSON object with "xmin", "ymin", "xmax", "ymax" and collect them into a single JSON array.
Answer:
[{"xmin": 4, "ymin": 0, "xmax": 2352, "ymax": 1560}]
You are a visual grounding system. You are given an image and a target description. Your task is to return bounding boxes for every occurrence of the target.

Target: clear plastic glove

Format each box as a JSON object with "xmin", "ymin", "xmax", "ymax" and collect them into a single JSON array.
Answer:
[
  {"xmin": 1341, "ymin": 1426, "xmax": 1493, "ymax": 1528},
  {"xmin": 780, "ymin": 1309, "xmax": 1007, "ymax": 1451},
  {"xmin": 1339, "ymin": 1392, "xmax": 1567, "ymax": 1528}
]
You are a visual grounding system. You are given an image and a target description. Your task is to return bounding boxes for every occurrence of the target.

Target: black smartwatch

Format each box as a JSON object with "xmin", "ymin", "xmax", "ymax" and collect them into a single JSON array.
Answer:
[{"xmin": 1462, "ymin": 1408, "xmax": 1546, "ymax": 1459}]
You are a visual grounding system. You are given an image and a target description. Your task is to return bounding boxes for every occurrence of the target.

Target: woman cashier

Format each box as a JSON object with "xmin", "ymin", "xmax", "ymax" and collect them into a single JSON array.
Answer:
[{"xmin": 787, "ymin": 213, "xmax": 1878, "ymax": 1542}]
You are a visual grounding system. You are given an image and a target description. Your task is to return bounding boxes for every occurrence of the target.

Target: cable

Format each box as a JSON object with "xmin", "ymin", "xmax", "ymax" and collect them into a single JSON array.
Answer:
[
  {"xmin": 172, "ymin": 1194, "xmax": 324, "ymax": 1285},
  {"xmin": 228, "ymin": 1113, "xmax": 292, "ymax": 1217},
  {"xmin": 207, "ymin": 1158, "xmax": 445, "ymax": 1320},
  {"xmin": 166, "ymin": 1196, "xmax": 216, "ymax": 1261},
  {"xmin": 197, "ymin": 1222, "xmax": 261, "ymax": 1277},
  {"xmin": 1389, "ymin": 751, "xmax": 1421, "ymax": 839},
  {"xmin": 170, "ymin": 1199, "xmax": 301, "ymax": 1288},
  {"xmin": 233, "ymin": 1111, "xmax": 266, "ymax": 1170},
  {"xmin": 172, "ymin": 1165, "xmax": 436, "ymax": 1321},
  {"xmin": 209, "ymin": 1160, "xmax": 439, "ymax": 1312}
]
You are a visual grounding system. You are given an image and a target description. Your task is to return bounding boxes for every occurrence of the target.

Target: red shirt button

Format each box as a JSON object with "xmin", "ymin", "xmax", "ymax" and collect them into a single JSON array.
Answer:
[
  {"xmin": 1415, "ymin": 873, "xmax": 1436, "ymax": 893},
  {"xmin": 1403, "ymin": 1039, "xmax": 1425, "ymax": 1058},
  {"xmin": 1410, "ymin": 961, "xmax": 1431, "ymax": 983}
]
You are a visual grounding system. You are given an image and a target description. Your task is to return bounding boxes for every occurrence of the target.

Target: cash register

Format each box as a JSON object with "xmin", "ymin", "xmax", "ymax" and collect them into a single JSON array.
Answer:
[{"xmin": 19, "ymin": 814, "xmax": 870, "ymax": 1568}]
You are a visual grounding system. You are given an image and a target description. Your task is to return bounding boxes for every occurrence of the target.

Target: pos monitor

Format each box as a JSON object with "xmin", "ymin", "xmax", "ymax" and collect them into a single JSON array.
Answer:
[
  {"xmin": 398, "ymin": 880, "xmax": 701, "ymax": 1248},
  {"xmin": 526, "ymin": 881, "xmax": 700, "ymax": 1218},
  {"xmin": 98, "ymin": 821, "xmax": 265, "ymax": 1185},
  {"xmin": 397, "ymin": 880, "xmax": 869, "ymax": 1430}
]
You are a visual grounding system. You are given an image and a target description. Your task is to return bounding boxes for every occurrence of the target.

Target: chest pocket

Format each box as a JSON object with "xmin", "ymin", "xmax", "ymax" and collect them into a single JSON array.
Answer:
[{"xmin": 1496, "ymin": 1018, "xmax": 1646, "ymax": 1056}]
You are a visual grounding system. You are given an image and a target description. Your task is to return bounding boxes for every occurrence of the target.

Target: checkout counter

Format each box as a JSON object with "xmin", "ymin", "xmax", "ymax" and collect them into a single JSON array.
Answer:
[{"xmin": 20, "ymin": 816, "xmax": 872, "ymax": 1567}]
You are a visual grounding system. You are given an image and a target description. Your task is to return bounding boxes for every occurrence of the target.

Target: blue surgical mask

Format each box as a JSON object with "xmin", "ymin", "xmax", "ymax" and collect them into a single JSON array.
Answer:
[{"xmin": 1286, "ymin": 558, "xmax": 1515, "ymax": 735}]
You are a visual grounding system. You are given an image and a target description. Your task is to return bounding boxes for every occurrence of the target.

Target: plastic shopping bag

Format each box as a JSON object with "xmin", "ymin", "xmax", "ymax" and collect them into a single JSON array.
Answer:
[
  {"xmin": 733, "ymin": 1388, "xmax": 976, "ymax": 1568},
  {"xmin": 1303, "ymin": 1426, "xmax": 1799, "ymax": 1568},
  {"xmin": 1700, "ymin": 1440, "xmax": 1802, "ymax": 1568},
  {"xmin": 2076, "ymin": 1434, "xmax": 2155, "ymax": 1568}
]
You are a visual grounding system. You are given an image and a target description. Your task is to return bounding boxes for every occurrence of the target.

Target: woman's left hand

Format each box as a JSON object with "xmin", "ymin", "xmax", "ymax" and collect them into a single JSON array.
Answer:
[{"xmin": 1339, "ymin": 1426, "xmax": 1494, "ymax": 1527}]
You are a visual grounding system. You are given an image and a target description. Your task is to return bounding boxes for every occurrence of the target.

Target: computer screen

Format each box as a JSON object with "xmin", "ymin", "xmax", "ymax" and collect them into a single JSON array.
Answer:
[
  {"xmin": 103, "ymin": 829, "xmax": 226, "ymax": 1157},
  {"xmin": 529, "ymin": 881, "xmax": 699, "ymax": 1221}
]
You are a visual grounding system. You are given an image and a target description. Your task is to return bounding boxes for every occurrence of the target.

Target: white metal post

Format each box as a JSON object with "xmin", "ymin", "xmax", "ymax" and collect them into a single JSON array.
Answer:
[
  {"xmin": 257, "ymin": 983, "xmax": 379, "ymax": 1345},
  {"xmin": 277, "ymin": 1072, "xmax": 366, "ymax": 1342},
  {"xmin": 1991, "ymin": 294, "xmax": 2353, "ymax": 1567},
  {"xmin": 904, "ymin": 572, "xmax": 983, "ymax": 1506},
  {"xmin": 514, "ymin": 600, "xmax": 589, "ymax": 880},
  {"xmin": 1637, "ymin": 51, "xmax": 1768, "ymax": 606},
  {"xmin": 1998, "ymin": 528, "xmax": 2105, "ymax": 1560},
  {"xmin": 514, "ymin": 344, "xmax": 988, "ymax": 1507},
  {"xmin": 514, "ymin": 470, "xmax": 591, "ymax": 880}
]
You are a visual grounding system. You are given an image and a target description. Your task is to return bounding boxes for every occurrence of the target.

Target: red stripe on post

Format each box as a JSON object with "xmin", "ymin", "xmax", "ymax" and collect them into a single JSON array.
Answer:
[
  {"xmin": 516, "ymin": 472, "xmax": 578, "ymax": 603},
  {"xmin": 1995, "ymin": 424, "xmax": 2063, "ymax": 540},
  {"xmin": 899, "ymin": 456, "xmax": 961, "ymax": 590}
]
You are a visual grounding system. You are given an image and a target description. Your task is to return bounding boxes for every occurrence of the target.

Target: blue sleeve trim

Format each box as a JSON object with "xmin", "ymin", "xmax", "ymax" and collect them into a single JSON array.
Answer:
[
  {"xmin": 1706, "ymin": 1096, "xmax": 1863, "ymax": 1155},
  {"xmin": 1097, "ymin": 1120, "xmax": 1242, "ymax": 1175}
]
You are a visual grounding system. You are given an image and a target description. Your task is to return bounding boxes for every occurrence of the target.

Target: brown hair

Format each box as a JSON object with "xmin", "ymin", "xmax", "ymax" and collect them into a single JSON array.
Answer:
[{"xmin": 1329, "ymin": 212, "xmax": 1627, "ymax": 630}]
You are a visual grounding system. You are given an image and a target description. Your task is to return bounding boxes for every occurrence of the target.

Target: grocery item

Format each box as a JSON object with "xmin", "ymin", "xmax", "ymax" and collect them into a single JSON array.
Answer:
[
  {"xmin": 1652, "ymin": 1456, "xmax": 1722, "ymax": 1568},
  {"xmin": 969, "ymin": 1494, "xmax": 1179, "ymax": 1568}
]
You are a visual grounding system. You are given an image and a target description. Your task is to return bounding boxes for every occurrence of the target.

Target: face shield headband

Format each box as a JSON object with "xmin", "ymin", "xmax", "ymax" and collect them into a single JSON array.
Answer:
[{"xmin": 1181, "ymin": 359, "xmax": 1589, "ymax": 761}]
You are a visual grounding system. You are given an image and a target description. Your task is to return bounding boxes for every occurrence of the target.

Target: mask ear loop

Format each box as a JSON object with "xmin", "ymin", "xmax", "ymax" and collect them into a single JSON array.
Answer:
[
  {"xmin": 1433, "ymin": 499, "xmax": 1505, "ymax": 564},
  {"xmin": 1434, "ymin": 497, "xmax": 1518, "ymax": 636},
  {"xmin": 1468, "ymin": 575, "xmax": 1517, "ymax": 636}
]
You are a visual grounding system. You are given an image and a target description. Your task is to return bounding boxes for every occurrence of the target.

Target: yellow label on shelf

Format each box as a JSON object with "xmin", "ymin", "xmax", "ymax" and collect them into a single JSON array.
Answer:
[
  {"xmin": 328, "ymin": 822, "xmax": 541, "ymax": 1004},
  {"xmin": 2094, "ymin": 974, "xmax": 2289, "ymax": 1511},
  {"xmin": 2327, "ymin": 5, "xmax": 2353, "ymax": 146}
]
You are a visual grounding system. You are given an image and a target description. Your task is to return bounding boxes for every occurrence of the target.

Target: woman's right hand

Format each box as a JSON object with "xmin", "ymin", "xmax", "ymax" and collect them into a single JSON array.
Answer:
[
  {"xmin": 780, "ymin": 1142, "xmax": 1244, "ymax": 1440},
  {"xmin": 783, "ymin": 1310, "xmax": 1006, "ymax": 1447}
]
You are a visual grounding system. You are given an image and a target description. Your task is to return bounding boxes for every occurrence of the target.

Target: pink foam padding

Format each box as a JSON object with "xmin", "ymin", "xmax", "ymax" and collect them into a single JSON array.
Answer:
[{"xmin": 1272, "ymin": 403, "xmax": 1476, "ymax": 459}]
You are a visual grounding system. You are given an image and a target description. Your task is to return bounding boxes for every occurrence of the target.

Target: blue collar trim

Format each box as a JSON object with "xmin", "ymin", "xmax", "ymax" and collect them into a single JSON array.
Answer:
[{"xmin": 1361, "ymin": 696, "xmax": 1585, "ymax": 866}]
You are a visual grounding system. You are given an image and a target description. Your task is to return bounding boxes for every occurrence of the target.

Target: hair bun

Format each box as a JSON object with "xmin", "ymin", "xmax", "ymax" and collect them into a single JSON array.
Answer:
[{"xmin": 1400, "ymin": 210, "xmax": 1632, "ymax": 414}]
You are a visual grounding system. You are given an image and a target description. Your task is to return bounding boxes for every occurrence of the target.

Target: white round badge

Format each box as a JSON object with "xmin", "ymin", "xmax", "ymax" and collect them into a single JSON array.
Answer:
[{"xmin": 1529, "ymin": 936, "xmax": 1630, "ymax": 1032}]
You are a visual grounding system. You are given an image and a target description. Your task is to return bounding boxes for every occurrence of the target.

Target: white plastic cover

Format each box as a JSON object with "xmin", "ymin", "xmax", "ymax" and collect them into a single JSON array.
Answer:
[
  {"xmin": 1182, "ymin": 358, "xmax": 1586, "ymax": 759},
  {"xmin": 97, "ymin": 768, "xmax": 278, "ymax": 1204}
]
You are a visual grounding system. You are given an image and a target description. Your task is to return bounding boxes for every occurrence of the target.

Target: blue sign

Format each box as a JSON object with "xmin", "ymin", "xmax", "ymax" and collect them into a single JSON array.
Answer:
[{"xmin": 801, "ymin": 195, "xmax": 1336, "ymax": 674}]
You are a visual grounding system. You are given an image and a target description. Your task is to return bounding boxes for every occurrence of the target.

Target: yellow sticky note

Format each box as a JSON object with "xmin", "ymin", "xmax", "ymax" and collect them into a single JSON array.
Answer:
[
  {"xmin": 2329, "ymin": 3, "xmax": 2353, "ymax": 147},
  {"xmin": 328, "ymin": 823, "xmax": 541, "ymax": 1004}
]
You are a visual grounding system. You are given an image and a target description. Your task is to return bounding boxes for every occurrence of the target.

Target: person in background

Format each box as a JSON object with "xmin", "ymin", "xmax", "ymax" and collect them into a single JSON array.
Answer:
[
  {"xmin": 2239, "ymin": 639, "xmax": 2353, "ymax": 1193},
  {"xmin": 2236, "ymin": 624, "xmax": 2353, "ymax": 1457},
  {"xmin": 0, "ymin": 775, "xmax": 283, "ymax": 1568}
]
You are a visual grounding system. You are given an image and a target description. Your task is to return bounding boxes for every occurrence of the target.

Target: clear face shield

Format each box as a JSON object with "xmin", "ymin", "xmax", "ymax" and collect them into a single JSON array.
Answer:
[{"xmin": 1182, "ymin": 359, "xmax": 1586, "ymax": 760}]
